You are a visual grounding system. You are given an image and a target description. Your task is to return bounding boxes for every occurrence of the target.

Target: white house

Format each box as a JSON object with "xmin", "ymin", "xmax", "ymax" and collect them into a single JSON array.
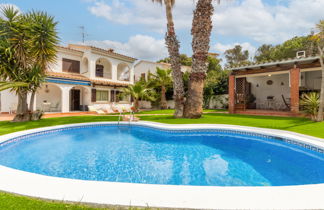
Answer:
[
  {"xmin": 0, "ymin": 44, "xmax": 137, "ymax": 113},
  {"xmin": 134, "ymin": 60, "xmax": 191, "ymax": 82}
]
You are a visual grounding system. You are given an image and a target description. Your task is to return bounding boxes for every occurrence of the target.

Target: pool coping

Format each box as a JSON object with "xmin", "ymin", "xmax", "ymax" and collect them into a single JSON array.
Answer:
[{"xmin": 0, "ymin": 121, "xmax": 324, "ymax": 209}]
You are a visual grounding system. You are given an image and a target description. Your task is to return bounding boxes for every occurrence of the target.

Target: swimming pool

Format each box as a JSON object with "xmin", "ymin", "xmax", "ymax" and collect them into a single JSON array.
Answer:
[{"xmin": 1, "ymin": 123, "xmax": 323, "ymax": 187}]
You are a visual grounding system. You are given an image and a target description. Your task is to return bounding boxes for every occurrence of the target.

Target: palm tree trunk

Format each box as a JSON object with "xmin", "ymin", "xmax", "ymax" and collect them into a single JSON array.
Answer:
[
  {"xmin": 184, "ymin": 0, "xmax": 214, "ymax": 119},
  {"xmin": 164, "ymin": 0, "xmax": 184, "ymax": 118},
  {"xmin": 317, "ymin": 47, "xmax": 324, "ymax": 121},
  {"xmin": 134, "ymin": 99, "xmax": 139, "ymax": 112},
  {"xmin": 29, "ymin": 90, "xmax": 36, "ymax": 112},
  {"xmin": 160, "ymin": 85, "xmax": 168, "ymax": 109},
  {"xmin": 13, "ymin": 90, "xmax": 30, "ymax": 122}
]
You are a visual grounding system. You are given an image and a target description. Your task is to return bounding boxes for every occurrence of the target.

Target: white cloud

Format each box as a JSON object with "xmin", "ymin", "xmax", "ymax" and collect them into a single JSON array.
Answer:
[
  {"xmin": 213, "ymin": 0, "xmax": 324, "ymax": 43},
  {"xmin": 87, "ymin": 0, "xmax": 194, "ymax": 33},
  {"xmin": 80, "ymin": 34, "xmax": 168, "ymax": 61},
  {"xmin": 214, "ymin": 42, "xmax": 257, "ymax": 58},
  {"xmin": 87, "ymin": 0, "xmax": 324, "ymax": 44}
]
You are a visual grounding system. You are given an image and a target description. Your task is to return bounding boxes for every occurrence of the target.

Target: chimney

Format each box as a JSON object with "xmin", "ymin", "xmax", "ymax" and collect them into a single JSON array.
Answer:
[{"xmin": 296, "ymin": 51, "xmax": 306, "ymax": 59}]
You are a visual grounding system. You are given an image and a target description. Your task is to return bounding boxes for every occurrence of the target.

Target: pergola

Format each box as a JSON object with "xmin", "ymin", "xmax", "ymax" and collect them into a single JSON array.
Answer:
[{"xmin": 228, "ymin": 56, "xmax": 321, "ymax": 115}]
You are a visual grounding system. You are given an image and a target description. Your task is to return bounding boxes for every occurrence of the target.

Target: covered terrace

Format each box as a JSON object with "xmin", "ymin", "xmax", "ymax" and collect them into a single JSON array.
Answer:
[{"xmin": 228, "ymin": 56, "xmax": 322, "ymax": 116}]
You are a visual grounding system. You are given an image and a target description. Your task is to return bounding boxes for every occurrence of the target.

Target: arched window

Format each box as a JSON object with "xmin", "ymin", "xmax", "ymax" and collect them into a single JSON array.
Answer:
[
  {"xmin": 117, "ymin": 63, "xmax": 130, "ymax": 81},
  {"xmin": 95, "ymin": 58, "xmax": 112, "ymax": 79}
]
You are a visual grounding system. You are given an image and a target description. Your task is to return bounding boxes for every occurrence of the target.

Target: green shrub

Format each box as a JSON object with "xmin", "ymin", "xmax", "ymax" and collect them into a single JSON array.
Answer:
[{"xmin": 300, "ymin": 92, "xmax": 320, "ymax": 121}]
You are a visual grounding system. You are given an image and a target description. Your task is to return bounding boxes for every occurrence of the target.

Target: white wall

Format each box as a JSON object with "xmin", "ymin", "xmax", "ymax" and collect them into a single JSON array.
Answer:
[
  {"xmin": 208, "ymin": 94, "xmax": 228, "ymax": 109},
  {"xmin": 303, "ymin": 70, "xmax": 322, "ymax": 90},
  {"xmin": 246, "ymin": 73, "xmax": 290, "ymax": 109},
  {"xmin": 36, "ymin": 84, "xmax": 62, "ymax": 111},
  {"xmin": 50, "ymin": 51, "xmax": 83, "ymax": 73},
  {"xmin": 134, "ymin": 61, "xmax": 191, "ymax": 82},
  {"xmin": 0, "ymin": 90, "xmax": 18, "ymax": 113}
]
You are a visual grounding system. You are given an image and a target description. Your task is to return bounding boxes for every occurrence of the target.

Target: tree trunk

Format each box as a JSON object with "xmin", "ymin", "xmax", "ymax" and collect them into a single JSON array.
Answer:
[
  {"xmin": 317, "ymin": 48, "xmax": 324, "ymax": 121},
  {"xmin": 160, "ymin": 85, "xmax": 168, "ymax": 109},
  {"xmin": 134, "ymin": 99, "xmax": 139, "ymax": 112},
  {"xmin": 12, "ymin": 90, "xmax": 30, "ymax": 122},
  {"xmin": 29, "ymin": 90, "xmax": 36, "ymax": 112},
  {"xmin": 164, "ymin": 0, "xmax": 184, "ymax": 118},
  {"xmin": 184, "ymin": 0, "xmax": 214, "ymax": 118}
]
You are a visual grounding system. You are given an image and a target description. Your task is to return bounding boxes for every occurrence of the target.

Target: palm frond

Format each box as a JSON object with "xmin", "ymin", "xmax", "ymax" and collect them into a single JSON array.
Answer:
[{"xmin": 0, "ymin": 81, "xmax": 28, "ymax": 91}]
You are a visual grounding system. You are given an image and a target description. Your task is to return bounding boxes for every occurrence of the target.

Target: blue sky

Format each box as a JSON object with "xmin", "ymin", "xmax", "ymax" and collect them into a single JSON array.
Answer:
[{"xmin": 1, "ymin": 0, "xmax": 324, "ymax": 61}]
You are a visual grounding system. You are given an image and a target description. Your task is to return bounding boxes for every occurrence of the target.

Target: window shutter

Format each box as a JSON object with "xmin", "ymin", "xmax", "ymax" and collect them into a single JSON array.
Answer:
[
  {"xmin": 91, "ymin": 89, "xmax": 96, "ymax": 102},
  {"xmin": 116, "ymin": 91, "xmax": 120, "ymax": 102},
  {"xmin": 110, "ymin": 90, "xmax": 115, "ymax": 102}
]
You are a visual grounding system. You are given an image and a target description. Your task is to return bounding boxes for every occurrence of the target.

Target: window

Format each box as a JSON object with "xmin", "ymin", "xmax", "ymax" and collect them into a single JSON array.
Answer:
[
  {"xmin": 62, "ymin": 58, "xmax": 80, "ymax": 73},
  {"xmin": 96, "ymin": 90, "xmax": 109, "ymax": 101},
  {"xmin": 96, "ymin": 65, "xmax": 104, "ymax": 77},
  {"xmin": 141, "ymin": 73, "xmax": 146, "ymax": 80}
]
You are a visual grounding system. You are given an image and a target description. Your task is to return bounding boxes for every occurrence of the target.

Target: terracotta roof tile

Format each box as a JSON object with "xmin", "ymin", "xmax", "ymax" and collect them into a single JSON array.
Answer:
[
  {"xmin": 91, "ymin": 79, "xmax": 129, "ymax": 87},
  {"xmin": 46, "ymin": 71, "xmax": 90, "ymax": 81},
  {"xmin": 46, "ymin": 71, "xmax": 129, "ymax": 87}
]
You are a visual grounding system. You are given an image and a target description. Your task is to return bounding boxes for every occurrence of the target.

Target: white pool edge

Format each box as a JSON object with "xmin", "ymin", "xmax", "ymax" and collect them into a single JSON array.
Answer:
[{"xmin": 0, "ymin": 121, "xmax": 323, "ymax": 209}]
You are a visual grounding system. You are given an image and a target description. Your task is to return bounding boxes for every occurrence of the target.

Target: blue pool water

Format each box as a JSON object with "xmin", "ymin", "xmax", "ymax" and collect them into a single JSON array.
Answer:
[{"xmin": 0, "ymin": 125, "xmax": 323, "ymax": 186}]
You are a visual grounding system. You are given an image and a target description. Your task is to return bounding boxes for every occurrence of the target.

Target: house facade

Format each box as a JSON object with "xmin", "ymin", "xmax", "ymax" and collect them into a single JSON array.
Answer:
[
  {"xmin": 0, "ymin": 44, "xmax": 136, "ymax": 113},
  {"xmin": 134, "ymin": 60, "xmax": 191, "ymax": 82},
  {"xmin": 228, "ymin": 56, "xmax": 322, "ymax": 116}
]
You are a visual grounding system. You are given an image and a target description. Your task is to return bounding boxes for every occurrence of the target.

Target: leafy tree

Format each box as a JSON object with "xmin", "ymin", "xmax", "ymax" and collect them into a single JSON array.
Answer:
[
  {"xmin": 254, "ymin": 44, "xmax": 273, "ymax": 63},
  {"xmin": 121, "ymin": 81, "xmax": 155, "ymax": 112},
  {"xmin": 158, "ymin": 54, "xmax": 192, "ymax": 66},
  {"xmin": 152, "ymin": 0, "xmax": 185, "ymax": 118},
  {"xmin": 0, "ymin": 6, "xmax": 58, "ymax": 122},
  {"xmin": 224, "ymin": 45, "xmax": 250, "ymax": 67},
  {"xmin": 203, "ymin": 69, "xmax": 229, "ymax": 108},
  {"xmin": 207, "ymin": 55, "xmax": 222, "ymax": 72},
  {"xmin": 148, "ymin": 68, "xmax": 172, "ymax": 109},
  {"xmin": 254, "ymin": 36, "xmax": 318, "ymax": 62}
]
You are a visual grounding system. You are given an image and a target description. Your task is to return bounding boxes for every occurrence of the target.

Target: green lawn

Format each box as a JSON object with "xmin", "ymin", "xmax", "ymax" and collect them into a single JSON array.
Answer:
[
  {"xmin": 136, "ymin": 109, "xmax": 227, "ymax": 115},
  {"xmin": 0, "ymin": 113, "xmax": 323, "ymax": 138},
  {"xmin": 0, "ymin": 113, "xmax": 324, "ymax": 209},
  {"xmin": 140, "ymin": 113, "xmax": 324, "ymax": 138},
  {"xmin": 0, "ymin": 192, "xmax": 104, "ymax": 210}
]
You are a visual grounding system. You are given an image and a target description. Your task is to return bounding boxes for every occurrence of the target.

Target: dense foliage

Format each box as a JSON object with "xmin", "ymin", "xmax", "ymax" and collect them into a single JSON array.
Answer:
[
  {"xmin": 224, "ymin": 45, "xmax": 250, "ymax": 68},
  {"xmin": 0, "ymin": 6, "xmax": 58, "ymax": 122}
]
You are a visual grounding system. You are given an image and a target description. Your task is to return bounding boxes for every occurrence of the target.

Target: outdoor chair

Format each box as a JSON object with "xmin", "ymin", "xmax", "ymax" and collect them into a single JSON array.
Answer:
[
  {"xmin": 281, "ymin": 95, "xmax": 290, "ymax": 111},
  {"xmin": 50, "ymin": 102, "xmax": 60, "ymax": 112},
  {"xmin": 9, "ymin": 103, "xmax": 17, "ymax": 114},
  {"xmin": 88, "ymin": 106, "xmax": 105, "ymax": 114}
]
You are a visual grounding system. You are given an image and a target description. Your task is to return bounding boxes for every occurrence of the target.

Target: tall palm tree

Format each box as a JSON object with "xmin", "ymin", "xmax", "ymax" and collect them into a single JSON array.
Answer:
[
  {"xmin": 184, "ymin": 0, "xmax": 217, "ymax": 118},
  {"xmin": 121, "ymin": 82, "xmax": 155, "ymax": 112},
  {"xmin": 152, "ymin": 0, "xmax": 184, "ymax": 118},
  {"xmin": 149, "ymin": 67, "xmax": 172, "ymax": 109}
]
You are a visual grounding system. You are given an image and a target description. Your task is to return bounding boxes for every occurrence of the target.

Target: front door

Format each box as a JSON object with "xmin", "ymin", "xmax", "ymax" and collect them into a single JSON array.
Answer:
[{"xmin": 70, "ymin": 89, "xmax": 81, "ymax": 111}]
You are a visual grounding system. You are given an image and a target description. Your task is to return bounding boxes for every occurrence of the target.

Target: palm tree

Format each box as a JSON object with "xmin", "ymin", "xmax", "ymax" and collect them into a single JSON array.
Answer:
[
  {"xmin": 0, "ymin": 6, "xmax": 58, "ymax": 122},
  {"xmin": 149, "ymin": 67, "xmax": 172, "ymax": 109},
  {"xmin": 151, "ymin": 0, "xmax": 184, "ymax": 118},
  {"xmin": 25, "ymin": 11, "xmax": 59, "ymax": 112},
  {"xmin": 183, "ymin": 0, "xmax": 218, "ymax": 118},
  {"xmin": 0, "ymin": 81, "xmax": 28, "ymax": 91},
  {"xmin": 121, "ymin": 82, "xmax": 155, "ymax": 112}
]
